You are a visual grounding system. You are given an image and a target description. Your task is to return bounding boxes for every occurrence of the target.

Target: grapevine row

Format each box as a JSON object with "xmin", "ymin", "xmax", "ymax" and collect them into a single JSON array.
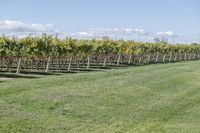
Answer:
[{"xmin": 0, "ymin": 34, "xmax": 200, "ymax": 74}]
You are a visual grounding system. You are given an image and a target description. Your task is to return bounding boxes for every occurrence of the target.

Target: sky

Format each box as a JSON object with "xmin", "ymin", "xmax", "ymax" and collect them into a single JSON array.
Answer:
[{"xmin": 0, "ymin": 0, "xmax": 199, "ymax": 43}]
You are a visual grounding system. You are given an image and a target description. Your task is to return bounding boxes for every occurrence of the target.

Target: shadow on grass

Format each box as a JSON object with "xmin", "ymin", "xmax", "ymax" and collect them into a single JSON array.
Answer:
[
  {"xmin": 55, "ymin": 69, "xmax": 104, "ymax": 74},
  {"xmin": 0, "ymin": 73, "xmax": 38, "ymax": 79},
  {"xmin": 1, "ymin": 60, "xmax": 198, "ymax": 79},
  {"xmin": 20, "ymin": 71, "xmax": 61, "ymax": 76}
]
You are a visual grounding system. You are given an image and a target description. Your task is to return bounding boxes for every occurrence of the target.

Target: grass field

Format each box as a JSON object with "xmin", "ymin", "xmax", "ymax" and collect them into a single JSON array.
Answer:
[{"xmin": 1, "ymin": 61, "xmax": 200, "ymax": 133}]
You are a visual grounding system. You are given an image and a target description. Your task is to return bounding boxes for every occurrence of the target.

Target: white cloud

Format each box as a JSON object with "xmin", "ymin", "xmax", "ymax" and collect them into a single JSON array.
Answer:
[
  {"xmin": 0, "ymin": 20, "xmax": 199, "ymax": 44},
  {"xmin": 87, "ymin": 28, "xmax": 146, "ymax": 35},
  {"xmin": 0, "ymin": 20, "xmax": 59, "ymax": 37},
  {"xmin": 67, "ymin": 28, "xmax": 147, "ymax": 38},
  {"xmin": 156, "ymin": 31, "xmax": 174, "ymax": 36},
  {"xmin": 68, "ymin": 29, "xmax": 191, "ymax": 43}
]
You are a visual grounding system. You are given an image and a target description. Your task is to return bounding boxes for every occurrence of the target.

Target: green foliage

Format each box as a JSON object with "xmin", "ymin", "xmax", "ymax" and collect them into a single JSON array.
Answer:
[
  {"xmin": 0, "ymin": 35, "xmax": 200, "ymax": 58},
  {"xmin": 77, "ymin": 40, "xmax": 93, "ymax": 57},
  {"xmin": 62, "ymin": 37, "xmax": 77, "ymax": 56}
]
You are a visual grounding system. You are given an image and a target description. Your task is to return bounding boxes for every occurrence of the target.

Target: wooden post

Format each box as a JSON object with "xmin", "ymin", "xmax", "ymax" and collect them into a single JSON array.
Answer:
[
  {"xmin": 184, "ymin": 53, "xmax": 187, "ymax": 60},
  {"xmin": 148, "ymin": 54, "xmax": 151, "ymax": 63},
  {"xmin": 117, "ymin": 54, "xmax": 121, "ymax": 65},
  {"xmin": 16, "ymin": 57, "xmax": 22, "ymax": 74},
  {"xmin": 128, "ymin": 55, "xmax": 132, "ymax": 64},
  {"xmin": 189, "ymin": 53, "xmax": 191, "ymax": 60},
  {"xmin": 156, "ymin": 52, "xmax": 159, "ymax": 63},
  {"xmin": 103, "ymin": 56, "xmax": 107, "ymax": 67},
  {"xmin": 45, "ymin": 52, "xmax": 52, "ymax": 72},
  {"xmin": 68, "ymin": 56, "xmax": 73, "ymax": 71},
  {"xmin": 163, "ymin": 54, "xmax": 166, "ymax": 62},
  {"xmin": 87, "ymin": 56, "xmax": 91, "ymax": 70},
  {"xmin": 169, "ymin": 53, "xmax": 172, "ymax": 62},
  {"xmin": 138, "ymin": 55, "xmax": 142, "ymax": 64}
]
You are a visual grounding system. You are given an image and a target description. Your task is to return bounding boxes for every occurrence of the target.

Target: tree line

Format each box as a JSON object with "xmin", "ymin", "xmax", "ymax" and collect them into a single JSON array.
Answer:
[{"xmin": 0, "ymin": 34, "xmax": 200, "ymax": 74}]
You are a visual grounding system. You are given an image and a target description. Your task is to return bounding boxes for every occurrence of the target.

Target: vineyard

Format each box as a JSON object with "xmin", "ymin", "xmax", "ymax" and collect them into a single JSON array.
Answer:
[{"xmin": 0, "ymin": 34, "xmax": 200, "ymax": 74}]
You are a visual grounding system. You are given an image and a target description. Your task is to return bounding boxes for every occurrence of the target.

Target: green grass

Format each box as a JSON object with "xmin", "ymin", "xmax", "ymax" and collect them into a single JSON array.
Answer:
[{"xmin": 1, "ymin": 61, "xmax": 200, "ymax": 133}]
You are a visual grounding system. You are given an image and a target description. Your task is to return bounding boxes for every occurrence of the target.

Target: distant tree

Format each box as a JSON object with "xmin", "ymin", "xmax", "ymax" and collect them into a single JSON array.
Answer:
[
  {"xmin": 154, "ymin": 37, "xmax": 168, "ymax": 43},
  {"xmin": 191, "ymin": 43, "xmax": 200, "ymax": 46},
  {"xmin": 101, "ymin": 36, "xmax": 110, "ymax": 40}
]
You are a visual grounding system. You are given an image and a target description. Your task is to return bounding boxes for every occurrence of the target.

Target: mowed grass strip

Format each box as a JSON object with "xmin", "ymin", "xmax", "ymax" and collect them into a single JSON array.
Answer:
[{"xmin": 1, "ymin": 61, "xmax": 200, "ymax": 133}]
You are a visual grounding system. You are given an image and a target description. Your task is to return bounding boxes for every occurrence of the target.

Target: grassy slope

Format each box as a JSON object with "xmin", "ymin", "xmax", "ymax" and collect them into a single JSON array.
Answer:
[{"xmin": 1, "ymin": 61, "xmax": 200, "ymax": 133}]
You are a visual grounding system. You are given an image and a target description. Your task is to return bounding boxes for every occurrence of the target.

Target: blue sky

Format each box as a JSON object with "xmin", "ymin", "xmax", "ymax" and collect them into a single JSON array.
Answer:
[{"xmin": 0, "ymin": 0, "xmax": 199, "ymax": 43}]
